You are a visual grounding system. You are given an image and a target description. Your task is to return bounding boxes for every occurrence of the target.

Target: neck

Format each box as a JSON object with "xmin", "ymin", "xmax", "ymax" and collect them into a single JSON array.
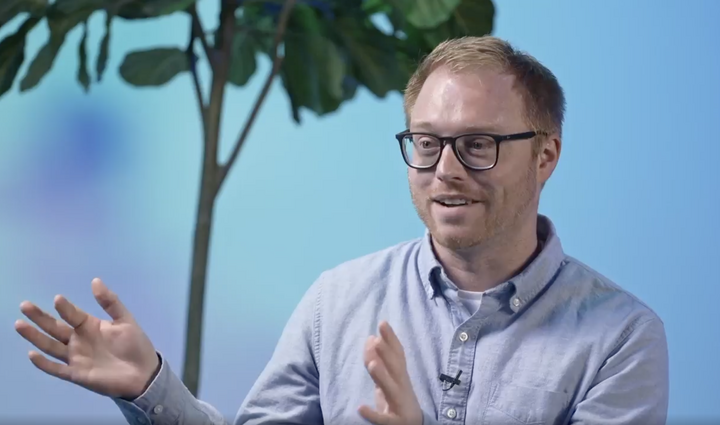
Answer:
[{"xmin": 433, "ymin": 216, "xmax": 541, "ymax": 292}]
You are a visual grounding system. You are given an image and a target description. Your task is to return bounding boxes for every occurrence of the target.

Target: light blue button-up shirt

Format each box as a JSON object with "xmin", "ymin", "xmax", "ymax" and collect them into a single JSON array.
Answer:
[{"xmin": 115, "ymin": 215, "xmax": 668, "ymax": 425}]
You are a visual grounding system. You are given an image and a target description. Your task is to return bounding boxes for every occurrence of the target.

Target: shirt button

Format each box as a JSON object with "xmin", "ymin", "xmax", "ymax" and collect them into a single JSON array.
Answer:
[
  {"xmin": 447, "ymin": 408, "xmax": 457, "ymax": 419},
  {"xmin": 512, "ymin": 297, "xmax": 521, "ymax": 307},
  {"xmin": 153, "ymin": 405, "xmax": 164, "ymax": 414},
  {"xmin": 458, "ymin": 332, "xmax": 468, "ymax": 342}
]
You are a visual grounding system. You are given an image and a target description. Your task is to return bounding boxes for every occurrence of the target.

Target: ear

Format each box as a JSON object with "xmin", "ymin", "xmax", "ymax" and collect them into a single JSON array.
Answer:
[{"xmin": 537, "ymin": 133, "xmax": 561, "ymax": 186}]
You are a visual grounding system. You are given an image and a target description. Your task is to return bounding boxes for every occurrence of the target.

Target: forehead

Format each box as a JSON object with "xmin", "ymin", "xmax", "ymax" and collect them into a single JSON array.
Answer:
[{"xmin": 410, "ymin": 66, "xmax": 526, "ymax": 133}]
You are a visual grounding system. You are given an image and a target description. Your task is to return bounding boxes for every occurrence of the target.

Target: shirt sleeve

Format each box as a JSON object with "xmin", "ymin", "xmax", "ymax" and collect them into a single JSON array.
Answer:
[
  {"xmin": 114, "ymin": 279, "xmax": 324, "ymax": 425},
  {"xmin": 569, "ymin": 316, "xmax": 669, "ymax": 425},
  {"xmin": 113, "ymin": 353, "xmax": 228, "ymax": 425}
]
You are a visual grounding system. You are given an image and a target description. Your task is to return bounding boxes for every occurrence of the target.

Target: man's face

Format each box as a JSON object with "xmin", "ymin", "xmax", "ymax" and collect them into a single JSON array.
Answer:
[{"xmin": 408, "ymin": 66, "xmax": 553, "ymax": 250}]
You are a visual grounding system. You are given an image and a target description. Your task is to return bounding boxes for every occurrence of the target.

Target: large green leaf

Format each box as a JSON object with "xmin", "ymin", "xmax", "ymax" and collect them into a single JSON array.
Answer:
[
  {"xmin": 52, "ymin": 0, "xmax": 106, "ymax": 15},
  {"xmin": 0, "ymin": 34, "xmax": 25, "ymax": 97},
  {"xmin": 0, "ymin": 0, "xmax": 47, "ymax": 28},
  {"xmin": 46, "ymin": 0, "xmax": 105, "ymax": 34},
  {"xmin": 226, "ymin": 7, "xmax": 277, "ymax": 87},
  {"xmin": 332, "ymin": 15, "xmax": 408, "ymax": 98},
  {"xmin": 119, "ymin": 47, "xmax": 189, "ymax": 86},
  {"xmin": 237, "ymin": 5, "xmax": 276, "ymax": 54},
  {"xmin": 280, "ymin": 4, "xmax": 346, "ymax": 122},
  {"xmin": 0, "ymin": 16, "xmax": 40, "ymax": 97},
  {"xmin": 362, "ymin": 0, "xmax": 392, "ymax": 14},
  {"xmin": 228, "ymin": 28, "xmax": 257, "ymax": 87},
  {"xmin": 19, "ymin": 0, "xmax": 108, "ymax": 92},
  {"xmin": 407, "ymin": 0, "xmax": 495, "ymax": 50},
  {"xmin": 19, "ymin": 37, "xmax": 63, "ymax": 91},
  {"xmin": 400, "ymin": 0, "xmax": 495, "ymax": 53},
  {"xmin": 96, "ymin": 10, "xmax": 111, "ymax": 81},
  {"xmin": 117, "ymin": 0, "xmax": 196, "ymax": 20},
  {"xmin": 77, "ymin": 20, "xmax": 90, "ymax": 91},
  {"xmin": 386, "ymin": 0, "xmax": 460, "ymax": 29}
]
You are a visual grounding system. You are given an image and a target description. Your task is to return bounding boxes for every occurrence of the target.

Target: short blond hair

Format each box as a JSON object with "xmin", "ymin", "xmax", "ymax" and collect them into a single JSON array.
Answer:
[{"xmin": 403, "ymin": 36, "xmax": 566, "ymax": 139}]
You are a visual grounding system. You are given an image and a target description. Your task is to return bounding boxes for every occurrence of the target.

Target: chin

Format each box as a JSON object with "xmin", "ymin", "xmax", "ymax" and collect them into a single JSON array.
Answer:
[{"xmin": 429, "ymin": 223, "xmax": 487, "ymax": 250}]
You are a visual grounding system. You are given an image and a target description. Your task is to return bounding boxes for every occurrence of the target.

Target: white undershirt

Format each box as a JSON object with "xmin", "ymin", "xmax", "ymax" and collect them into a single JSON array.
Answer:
[{"xmin": 457, "ymin": 289, "xmax": 484, "ymax": 315}]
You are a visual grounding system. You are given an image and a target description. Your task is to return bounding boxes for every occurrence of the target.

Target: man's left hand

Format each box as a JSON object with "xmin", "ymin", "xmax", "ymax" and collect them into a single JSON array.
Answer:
[{"xmin": 358, "ymin": 321, "xmax": 423, "ymax": 425}]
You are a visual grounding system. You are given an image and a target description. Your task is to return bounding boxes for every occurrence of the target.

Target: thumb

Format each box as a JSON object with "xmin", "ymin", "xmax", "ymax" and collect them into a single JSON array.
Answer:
[{"xmin": 91, "ymin": 278, "xmax": 133, "ymax": 323}]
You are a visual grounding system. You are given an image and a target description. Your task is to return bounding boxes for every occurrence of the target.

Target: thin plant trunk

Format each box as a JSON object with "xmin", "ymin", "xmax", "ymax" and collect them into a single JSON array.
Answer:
[
  {"xmin": 180, "ymin": 0, "xmax": 297, "ymax": 398},
  {"xmin": 181, "ymin": 158, "xmax": 217, "ymax": 397}
]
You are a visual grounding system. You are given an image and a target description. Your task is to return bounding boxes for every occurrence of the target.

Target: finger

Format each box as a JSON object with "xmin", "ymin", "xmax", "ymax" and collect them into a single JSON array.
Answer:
[
  {"xmin": 366, "ymin": 359, "xmax": 402, "ymax": 410},
  {"xmin": 358, "ymin": 405, "xmax": 392, "ymax": 425},
  {"xmin": 378, "ymin": 321, "xmax": 404, "ymax": 357},
  {"xmin": 28, "ymin": 350, "xmax": 72, "ymax": 382},
  {"xmin": 15, "ymin": 320, "xmax": 69, "ymax": 363},
  {"xmin": 366, "ymin": 334, "xmax": 404, "ymax": 384},
  {"xmin": 19, "ymin": 301, "xmax": 73, "ymax": 344},
  {"xmin": 375, "ymin": 387, "xmax": 388, "ymax": 413},
  {"xmin": 91, "ymin": 278, "xmax": 132, "ymax": 323},
  {"xmin": 54, "ymin": 295, "xmax": 89, "ymax": 329},
  {"xmin": 364, "ymin": 336, "xmax": 380, "ymax": 366}
]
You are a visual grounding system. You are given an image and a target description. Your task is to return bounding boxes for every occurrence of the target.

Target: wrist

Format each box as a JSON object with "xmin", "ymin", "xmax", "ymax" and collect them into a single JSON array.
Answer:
[
  {"xmin": 141, "ymin": 352, "xmax": 162, "ymax": 392},
  {"xmin": 121, "ymin": 352, "xmax": 161, "ymax": 401}
]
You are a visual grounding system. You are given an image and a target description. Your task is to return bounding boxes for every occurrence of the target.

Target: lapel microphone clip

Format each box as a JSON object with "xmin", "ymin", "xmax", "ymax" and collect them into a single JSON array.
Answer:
[{"xmin": 439, "ymin": 370, "xmax": 463, "ymax": 391}]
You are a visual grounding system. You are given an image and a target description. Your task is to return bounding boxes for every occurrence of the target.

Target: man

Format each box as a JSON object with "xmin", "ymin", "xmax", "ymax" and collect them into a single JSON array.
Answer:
[{"xmin": 14, "ymin": 36, "xmax": 668, "ymax": 425}]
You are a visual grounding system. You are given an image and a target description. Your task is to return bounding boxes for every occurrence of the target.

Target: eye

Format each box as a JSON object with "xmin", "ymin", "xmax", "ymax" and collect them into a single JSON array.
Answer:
[
  {"xmin": 413, "ymin": 137, "xmax": 439, "ymax": 150},
  {"xmin": 470, "ymin": 139, "xmax": 491, "ymax": 150},
  {"xmin": 459, "ymin": 136, "xmax": 493, "ymax": 152}
]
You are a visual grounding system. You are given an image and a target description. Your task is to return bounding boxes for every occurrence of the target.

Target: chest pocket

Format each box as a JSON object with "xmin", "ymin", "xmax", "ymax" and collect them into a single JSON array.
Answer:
[{"xmin": 482, "ymin": 382, "xmax": 570, "ymax": 425}]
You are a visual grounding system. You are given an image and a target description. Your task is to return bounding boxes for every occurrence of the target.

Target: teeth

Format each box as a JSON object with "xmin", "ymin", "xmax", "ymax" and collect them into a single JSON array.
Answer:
[{"xmin": 440, "ymin": 199, "xmax": 470, "ymax": 206}]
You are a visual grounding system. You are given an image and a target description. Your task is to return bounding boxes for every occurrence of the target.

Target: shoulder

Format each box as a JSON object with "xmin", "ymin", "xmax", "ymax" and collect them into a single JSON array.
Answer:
[
  {"xmin": 299, "ymin": 237, "xmax": 425, "ymax": 318},
  {"xmin": 316, "ymin": 237, "xmax": 423, "ymax": 290},
  {"xmin": 281, "ymin": 238, "xmax": 425, "ymax": 343},
  {"xmin": 325, "ymin": 237, "xmax": 423, "ymax": 276},
  {"xmin": 557, "ymin": 255, "xmax": 665, "ymax": 341}
]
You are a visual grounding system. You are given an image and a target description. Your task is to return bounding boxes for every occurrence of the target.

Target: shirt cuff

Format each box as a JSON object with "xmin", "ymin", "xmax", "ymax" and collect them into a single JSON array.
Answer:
[{"xmin": 113, "ymin": 352, "xmax": 185, "ymax": 425}]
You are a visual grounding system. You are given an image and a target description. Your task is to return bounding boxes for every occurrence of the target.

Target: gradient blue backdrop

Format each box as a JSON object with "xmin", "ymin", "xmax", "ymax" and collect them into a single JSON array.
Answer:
[{"xmin": 1, "ymin": 0, "xmax": 718, "ymax": 423}]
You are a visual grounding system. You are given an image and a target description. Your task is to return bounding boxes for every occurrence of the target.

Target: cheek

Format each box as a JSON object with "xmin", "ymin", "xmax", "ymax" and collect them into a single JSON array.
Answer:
[
  {"xmin": 478, "ymin": 152, "xmax": 534, "ymax": 197},
  {"xmin": 469, "ymin": 172, "xmax": 500, "ymax": 198},
  {"xmin": 408, "ymin": 170, "xmax": 433, "ymax": 192}
]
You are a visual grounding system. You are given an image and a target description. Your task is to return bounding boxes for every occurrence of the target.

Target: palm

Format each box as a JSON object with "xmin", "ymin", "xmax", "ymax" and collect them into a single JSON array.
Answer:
[
  {"xmin": 66, "ymin": 318, "xmax": 153, "ymax": 396},
  {"xmin": 15, "ymin": 278, "xmax": 159, "ymax": 399}
]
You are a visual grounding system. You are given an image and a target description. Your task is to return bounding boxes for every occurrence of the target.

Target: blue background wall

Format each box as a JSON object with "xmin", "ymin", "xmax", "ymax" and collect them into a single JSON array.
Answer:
[{"xmin": 1, "ymin": 0, "xmax": 718, "ymax": 423}]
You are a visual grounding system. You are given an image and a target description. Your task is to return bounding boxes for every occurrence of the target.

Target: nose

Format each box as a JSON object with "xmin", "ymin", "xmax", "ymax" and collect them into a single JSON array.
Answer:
[{"xmin": 435, "ymin": 144, "xmax": 465, "ymax": 181}]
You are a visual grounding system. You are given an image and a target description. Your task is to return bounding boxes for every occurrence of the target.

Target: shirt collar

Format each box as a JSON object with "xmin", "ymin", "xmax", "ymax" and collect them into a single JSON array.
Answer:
[{"xmin": 417, "ymin": 214, "xmax": 566, "ymax": 311}]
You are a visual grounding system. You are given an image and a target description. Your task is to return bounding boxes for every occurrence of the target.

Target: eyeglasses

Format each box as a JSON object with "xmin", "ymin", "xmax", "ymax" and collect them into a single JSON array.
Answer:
[{"xmin": 395, "ymin": 130, "xmax": 544, "ymax": 170}]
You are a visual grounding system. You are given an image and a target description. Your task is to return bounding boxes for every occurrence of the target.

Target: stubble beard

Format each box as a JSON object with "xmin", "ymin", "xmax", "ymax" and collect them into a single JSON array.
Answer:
[{"xmin": 410, "ymin": 165, "xmax": 538, "ymax": 252}]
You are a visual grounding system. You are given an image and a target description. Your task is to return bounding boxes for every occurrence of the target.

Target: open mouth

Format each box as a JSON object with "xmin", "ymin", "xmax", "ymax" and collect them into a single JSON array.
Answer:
[{"xmin": 433, "ymin": 196, "xmax": 480, "ymax": 208}]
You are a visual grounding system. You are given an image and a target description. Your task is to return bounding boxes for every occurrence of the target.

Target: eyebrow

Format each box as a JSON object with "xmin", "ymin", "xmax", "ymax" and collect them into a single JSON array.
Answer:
[{"xmin": 409, "ymin": 121, "xmax": 504, "ymax": 134}]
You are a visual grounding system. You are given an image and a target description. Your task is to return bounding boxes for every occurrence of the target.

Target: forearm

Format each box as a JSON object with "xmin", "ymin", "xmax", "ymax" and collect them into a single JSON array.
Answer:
[
  {"xmin": 114, "ymin": 280, "xmax": 324, "ymax": 425},
  {"xmin": 114, "ymin": 352, "xmax": 228, "ymax": 425}
]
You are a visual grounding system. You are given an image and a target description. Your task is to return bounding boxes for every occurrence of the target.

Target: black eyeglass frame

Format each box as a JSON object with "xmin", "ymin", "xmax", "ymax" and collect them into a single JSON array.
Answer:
[{"xmin": 394, "ymin": 130, "xmax": 546, "ymax": 171}]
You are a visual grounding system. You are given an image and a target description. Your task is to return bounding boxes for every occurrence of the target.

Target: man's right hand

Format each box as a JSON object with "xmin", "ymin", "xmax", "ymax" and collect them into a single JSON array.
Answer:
[{"xmin": 14, "ymin": 278, "xmax": 160, "ymax": 400}]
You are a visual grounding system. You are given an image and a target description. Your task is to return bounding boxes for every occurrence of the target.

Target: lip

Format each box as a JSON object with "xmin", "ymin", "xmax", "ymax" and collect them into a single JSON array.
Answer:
[
  {"xmin": 431, "ymin": 193, "xmax": 481, "ymax": 205},
  {"xmin": 430, "ymin": 196, "xmax": 482, "ymax": 222}
]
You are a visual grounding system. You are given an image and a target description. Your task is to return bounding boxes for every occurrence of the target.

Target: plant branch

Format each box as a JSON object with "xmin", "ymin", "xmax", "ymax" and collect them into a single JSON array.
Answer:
[
  {"xmin": 187, "ymin": 20, "xmax": 207, "ymax": 131},
  {"xmin": 188, "ymin": 5, "xmax": 213, "ymax": 66},
  {"xmin": 216, "ymin": 0, "xmax": 297, "ymax": 189},
  {"xmin": 200, "ymin": 0, "xmax": 237, "ymax": 164}
]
